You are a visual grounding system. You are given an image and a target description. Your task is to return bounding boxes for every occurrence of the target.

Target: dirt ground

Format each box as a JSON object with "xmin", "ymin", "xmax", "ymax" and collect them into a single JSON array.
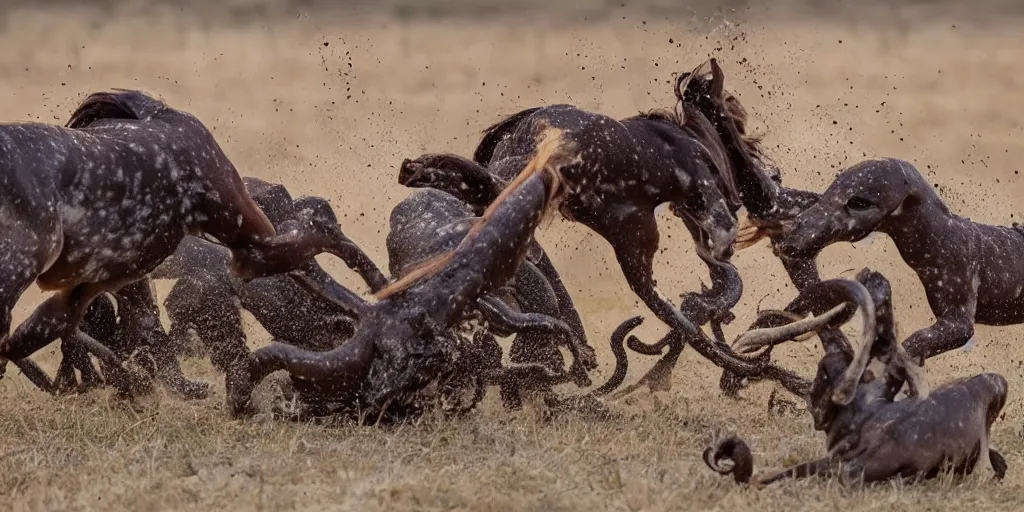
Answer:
[{"xmin": 3, "ymin": 1, "xmax": 1024, "ymax": 510}]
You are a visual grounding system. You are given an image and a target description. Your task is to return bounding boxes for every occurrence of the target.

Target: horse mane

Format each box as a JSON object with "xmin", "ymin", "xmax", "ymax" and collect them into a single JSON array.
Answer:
[
  {"xmin": 675, "ymin": 59, "xmax": 778, "ymax": 216},
  {"xmin": 675, "ymin": 61, "xmax": 771, "ymax": 169},
  {"xmin": 66, "ymin": 89, "xmax": 169, "ymax": 129},
  {"xmin": 472, "ymin": 106, "xmax": 548, "ymax": 165},
  {"xmin": 376, "ymin": 126, "xmax": 576, "ymax": 300},
  {"xmin": 629, "ymin": 104, "xmax": 741, "ymax": 209}
]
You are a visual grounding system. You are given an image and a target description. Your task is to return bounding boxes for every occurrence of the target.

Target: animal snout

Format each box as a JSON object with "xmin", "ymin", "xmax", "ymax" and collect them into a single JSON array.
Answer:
[
  {"xmin": 706, "ymin": 222, "xmax": 738, "ymax": 261},
  {"xmin": 773, "ymin": 229, "xmax": 814, "ymax": 258},
  {"xmin": 398, "ymin": 159, "xmax": 424, "ymax": 185}
]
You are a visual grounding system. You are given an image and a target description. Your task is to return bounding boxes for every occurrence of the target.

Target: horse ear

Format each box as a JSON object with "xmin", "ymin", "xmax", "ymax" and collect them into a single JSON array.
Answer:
[
  {"xmin": 674, "ymin": 71, "xmax": 693, "ymax": 102},
  {"xmin": 709, "ymin": 58, "xmax": 726, "ymax": 98}
]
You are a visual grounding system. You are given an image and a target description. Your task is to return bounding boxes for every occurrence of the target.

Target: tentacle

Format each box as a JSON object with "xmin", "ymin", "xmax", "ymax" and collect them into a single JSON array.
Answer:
[
  {"xmin": 292, "ymin": 196, "xmax": 389, "ymax": 293},
  {"xmin": 477, "ymin": 295, "xmax": 573, "ymax": 338},
  {"xmin": 590, "ymin": 316, "xmax": 644, "ymax": 396},
  {"xmin": 288, "ymin": 268, "xmax": 368, "ymax": 319},
  {"xmin": 703, "ymin": 435, "xmax": 754, "ymax": 484}
]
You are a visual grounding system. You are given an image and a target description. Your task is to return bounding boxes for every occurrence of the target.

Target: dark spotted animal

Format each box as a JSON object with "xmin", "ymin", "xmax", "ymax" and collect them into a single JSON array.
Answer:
[
  {"xmin": 242, "ymin": 129, "xmax": 588, "ymax": 418},
  {"xmin": 774, "ymin": 158, "xmax": 1024, "ymax": 366},
  {"xmin": 72, "ymin": 279, "xmax": 210, "ymax": 399},
  {"xmin": 386, "ymin": 187, "xmax": 597, "ymax": 409},
  {"xmin": 400, "ymin": 59, "xmax": 789, "ymax": 392},
  {"xmin": 707, "ymin": 269, "xmax": 1008, "ymax": 486},
  {"xmin": 0, "ymin": 90, "xmax": 348, "ymax": 412},
  {"xmin": 104, "ymin": 176, "xmax": 387, "ymax": 406},
  {"xmin": 397, "ymin": 154, "xmax": 591, "ymax": 364}
]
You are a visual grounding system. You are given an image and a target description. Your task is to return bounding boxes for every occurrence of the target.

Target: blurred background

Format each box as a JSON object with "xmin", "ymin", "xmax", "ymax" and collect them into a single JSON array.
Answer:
[
  {"xmin": 2, "ymin": 1, "xmax": 1024, "ymax": 509},
  {"xmin": 5, "ymin": 0, "xmax": 1020, "ymax": 375},
  {"xmin": 4, "ymin": 0, "xmax": 1024, "ymax": 384}
]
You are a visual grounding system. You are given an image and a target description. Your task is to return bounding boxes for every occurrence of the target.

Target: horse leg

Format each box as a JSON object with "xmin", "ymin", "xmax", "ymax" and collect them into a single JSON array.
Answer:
[
  {"xmin": 530, "ymin": 251, "xmax": 590, "ymax": 352},
  {"xmin": 597, "ymin": 207, "xmax": 690, "ymax": 384},
  {"xmin": 63, "ymin": 294, "xmax": 121, "ymax": 393},
  {"xmin": 54, "ymin": 336, "xmax": 101, "ymax": 394},
  {"xmin": 0, "ymin": 227, "xmax": 62, "ymax": 393},
  {"xmin": 515, "ymin": 260, "xmax": 596, "ymax": 374},
  {"xmin": 670, "ymin": 227, "xmax": 745, "ymax": 397},
  {"xmin": 166, "ymin": 274, "xmax": 250, "ymax": 415},
  {"xmin": 672, "ymin": 210, "xmax": 742, "ymax": 326},
  {"xmin": 0, "ymin": 282, "xmax": 130, "ymax": 393},
  {"xmin": 116, "ymin": 280, "xmax": 210, "ymax": 400},
  {"xmin": 902, "ymin": 312, "xmax": 976, "ymax": 365},
  {"xmin": 598, "ymin": 206, "xmax": 787, "ymax": 390}
]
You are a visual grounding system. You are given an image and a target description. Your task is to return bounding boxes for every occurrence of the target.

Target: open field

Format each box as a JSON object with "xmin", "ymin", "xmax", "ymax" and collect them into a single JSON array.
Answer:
[{"xmin": 2, "ymin": 1, "xmax": 1024, "ymax": 510}]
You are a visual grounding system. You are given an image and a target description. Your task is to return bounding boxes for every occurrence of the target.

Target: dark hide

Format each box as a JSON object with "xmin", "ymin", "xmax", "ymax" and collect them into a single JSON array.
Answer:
[
  {"xmin": 0, "ymin": 90, "xmax": 353, "ymax": 407},
  {"xmin": 386, "ymin": 188, "xmax": 597, "ymax": 410},
  {"xmin": 708, "ymin": 269, "xmax": 1008, "ymax": 486},
  {"xmin": 399, "ymin": 59, "xmax": 789, "ymax": 395},
  {"xmin": 776, "ymin": 158, "xmax": 1024, "ymax": 365}
]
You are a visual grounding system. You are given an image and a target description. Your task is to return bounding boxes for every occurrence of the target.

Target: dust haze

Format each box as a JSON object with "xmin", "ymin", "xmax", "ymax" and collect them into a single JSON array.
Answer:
[{"xmin": 1, "ymin": 1, "xmax": 1023, "ymax": 510}]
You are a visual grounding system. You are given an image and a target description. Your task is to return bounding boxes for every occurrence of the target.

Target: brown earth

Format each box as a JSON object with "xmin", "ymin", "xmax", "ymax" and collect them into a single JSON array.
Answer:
[{"xmin": 2, "ymin": 2, "xmax": 1024, "ymax": 510}]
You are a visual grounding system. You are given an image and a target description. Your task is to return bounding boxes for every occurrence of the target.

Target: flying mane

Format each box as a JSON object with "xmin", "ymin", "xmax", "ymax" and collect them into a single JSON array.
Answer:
[
  {"xmin": 66, "ymin": 89, "xmax": 168, "ymax": 129},
  {"xmin": 375, "ymin": 127, "xmax": 577, "ymax": 300}
]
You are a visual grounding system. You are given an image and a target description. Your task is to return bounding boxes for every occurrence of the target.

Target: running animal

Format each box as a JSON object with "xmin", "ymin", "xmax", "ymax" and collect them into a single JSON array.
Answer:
[
  {"xmin": 398, "ymin": 59, "xmax": 787, "ymax": 391},
  {"xmin": 0, "ymin": 90, "xmax": 351, "ymax": 413},
  {"xmin": 775, "ymin": 158, "xmax": 1024, "ymax": 366}
]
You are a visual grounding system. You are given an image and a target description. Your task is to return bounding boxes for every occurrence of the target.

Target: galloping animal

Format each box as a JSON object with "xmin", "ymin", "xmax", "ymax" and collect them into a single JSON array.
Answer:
[
  {"xmin": 398, "ymin": 59, "xmax": 789, "ymax": 392},
  {"xmin": 0, "ymin": 90, "xmax": 351, "ymax": 413}
]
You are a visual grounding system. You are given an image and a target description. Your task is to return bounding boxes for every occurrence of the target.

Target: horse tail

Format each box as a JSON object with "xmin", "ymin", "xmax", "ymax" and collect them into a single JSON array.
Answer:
[
  {"xmin": 375, "ymin": 126, "xmax": 577, "ymax": 301},
  {"xmin": 66, "ymin": 89, "xmax": 168, "ymax": 129},
  {"xmin": 472, "ymin": 106, "xmax": 546, "ymax": 165}
]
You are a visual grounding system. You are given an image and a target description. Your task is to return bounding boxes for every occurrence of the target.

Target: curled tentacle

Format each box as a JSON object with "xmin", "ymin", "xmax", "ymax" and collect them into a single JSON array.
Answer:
[
  {"xmin": 626, "ymin": 330, "xmax": 671, "ymax": 356},
  {"xmin": 292, "ymin": 196, "xmax": 389, "ymax": 294},
  {"xmin": 591, "ymin": 316, "xmax": 644, "ymax": 396},
  {"xmin": 477, "ymin": 295, "xmax": 573, "ymax": 338},
  {"xmin": 703, "ymin": 435, "xmax": 754, "ymax": 484}
]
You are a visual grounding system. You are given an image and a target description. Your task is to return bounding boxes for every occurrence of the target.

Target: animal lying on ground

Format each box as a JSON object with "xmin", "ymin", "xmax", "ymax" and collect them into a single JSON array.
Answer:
[
  {"xmin": 704, "ymin": 268, "xmax": 1009, "ymax": 486},
  {"xmin": 0, "ymin": 90, "xmax": 352, "ymax": 412},
  {"xmin": 398, "ymin": 58, "xmax": 789, "ymax": 393},
  {"xmin": 772, "ymin": 158, "xmax": 1024, "ymax": 367}
]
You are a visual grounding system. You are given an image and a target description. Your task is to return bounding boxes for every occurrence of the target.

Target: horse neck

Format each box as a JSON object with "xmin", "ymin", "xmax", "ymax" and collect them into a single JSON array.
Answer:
[
  {"xmin": 879, "ymin": 174, "xmax": 961, "ymax": 267},
  {"xmin": 777, "ymin": 186, "xmax": 821, "ymax": 216},
  {"xmin": 416, "ymin": 173, "xmax": 552, "ymax": 327}
]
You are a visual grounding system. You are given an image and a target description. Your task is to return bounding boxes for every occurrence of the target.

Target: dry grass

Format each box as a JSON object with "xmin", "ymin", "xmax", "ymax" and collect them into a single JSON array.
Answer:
[{"xmin": 3, "ymin": 2, "xmax": 1024, "ymax": 510}]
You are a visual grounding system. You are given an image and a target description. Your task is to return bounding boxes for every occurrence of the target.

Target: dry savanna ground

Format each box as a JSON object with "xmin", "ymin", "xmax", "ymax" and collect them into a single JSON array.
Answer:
[{"xmin": 2, "ymin": 2, "xmax": 1024, "ymax": 510}]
